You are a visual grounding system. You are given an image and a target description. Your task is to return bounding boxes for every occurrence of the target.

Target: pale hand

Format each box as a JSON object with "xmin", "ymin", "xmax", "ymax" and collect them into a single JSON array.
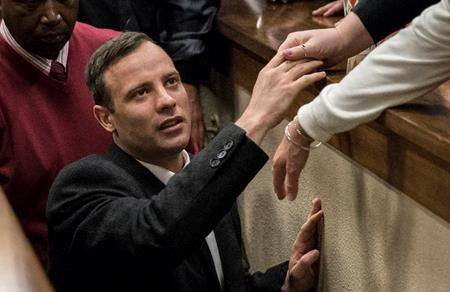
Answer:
[
  {"xmin": 282, "ymin": 198, "xmax": 323, "ymax": 292},
  {"xmin": 236, "ymin": 51, "xmax": 326, "ymax": 145},
  {"xmin": 272, "ymin": 135, "xmax": 310, "ymax": 201},
  {"xmin": 279, "ymin": 27, "xmax": 346, "ymax": 67},
  {"xmin": 279, "ymin": 12, "xmax": 373, "ymax": 67}
]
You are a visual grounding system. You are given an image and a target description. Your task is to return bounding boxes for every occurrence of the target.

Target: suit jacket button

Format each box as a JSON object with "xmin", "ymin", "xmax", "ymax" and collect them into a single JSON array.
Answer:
[
  {"xmin": 210, "ymin": 158, "xmax": 220, "ymax": 168},
  {"xmin": 224, "ymin": 140, "xmax": 234, "ymax": 150},
  {"xmin": 217, "ymin": 150, "xmax": 227, "ymax": 159}
]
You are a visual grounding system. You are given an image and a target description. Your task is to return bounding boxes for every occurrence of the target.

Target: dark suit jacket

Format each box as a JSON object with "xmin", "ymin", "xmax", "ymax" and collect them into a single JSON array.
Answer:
[{"xmin": 47, "ymin": 124, "xmax": 288, "ymax": 292}]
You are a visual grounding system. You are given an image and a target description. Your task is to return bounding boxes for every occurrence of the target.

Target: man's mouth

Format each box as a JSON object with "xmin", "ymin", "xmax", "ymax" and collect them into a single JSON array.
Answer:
[
  {"xmin": 39, "ymin": 33, "xmax": 67, "ymax": 44},
  {"xmin": 159, "ymin": 116, "xmax": 184, "ymax": 131}
]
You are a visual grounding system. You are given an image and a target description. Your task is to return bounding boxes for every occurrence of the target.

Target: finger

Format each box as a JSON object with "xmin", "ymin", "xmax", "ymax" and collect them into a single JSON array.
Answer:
[
  {"xmin": 287, "ymin": 60, "xmax": 324, "ymax": 81},
  {"xmin": 298, "ymin": 212, "xmax": 324, "ymax": 250},
  {"xmin": 291, "ymin": 250, "xmax": 320, "ymax": 279},
  {"xmin": 283, "ymin": 42, "xmax": 320, "ymax": 61},
  {"xmin": 266, "ymin": 50, "xmax": 286, "ymax": 68},
  {"xmin": 293, "ymin": 210, "xmax": 324, "ymax": 250},
  {"xmin": 323, "ymin": 3, "xmax": 343, "ymax": 17},
  {"xmin": 285, "ymin": 155, "xmax": 302, "ymax": 201},
  {"xmin": 273, "ymin": 159, "xmax": 287, "ymax": 200},
  {"xmin": 312, "ymin": 2, "xmax": 334, "ymax": 16},
  {"xmin": 309, "ymin": 198, "xmax": 322, "ymax": 217},
  {"xmin": 293, "ymin": 71, "xmax": 326, "ymax": 90},
  {"xmin": 279, "ymin": 58, "xmax": 310, "ymax": 72},
  {"xmin": 273, "ymin": 140, "xmax": 289, "ymax": 199}
]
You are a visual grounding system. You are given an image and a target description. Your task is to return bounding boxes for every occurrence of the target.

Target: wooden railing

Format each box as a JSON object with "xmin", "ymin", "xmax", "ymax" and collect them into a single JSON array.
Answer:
[{"xmin": 214, "ymin": 0, "xmax": 450, "ymax": 222}]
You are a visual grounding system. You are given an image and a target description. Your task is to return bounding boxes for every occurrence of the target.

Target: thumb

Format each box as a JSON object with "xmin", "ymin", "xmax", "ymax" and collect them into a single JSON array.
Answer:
[{"xmin": 282, "ymin": 41, "xmax": 320, "ymax": 61}]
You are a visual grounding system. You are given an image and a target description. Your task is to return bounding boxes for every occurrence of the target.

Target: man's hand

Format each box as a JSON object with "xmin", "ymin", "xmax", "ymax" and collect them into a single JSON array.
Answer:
[
  {"xmin": 282, "ymin": 198, "xmax": 323, "ymax": 292},
  {"xmin": 312, "ymin": 0, "xmax": 343, "ymax": 17},
  {"xmin": 236, "ymin": 51, "xmax": 326, "ymax": 145},
  {"xmin": 183, "ymin": 83, "xmax": 205, "ymax": 154},
  {"xmin": 279, "ymin": 12, "xmax": 374, "ymax": 67}
]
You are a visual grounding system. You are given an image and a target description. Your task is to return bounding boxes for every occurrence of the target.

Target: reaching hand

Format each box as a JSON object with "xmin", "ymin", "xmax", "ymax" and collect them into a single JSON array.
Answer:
[
  {"xmin": 312, "ymin": 0, "xmax": 344, "ymax": 17},
  {"xmin": 236, "ymin": 51, "xmax": 326, "ymax": 144},
  {"xmin": 183, "ymin": 83, "xmax": 205, "ymax": 154},
  {"xmin": 282, "ymin": 198, "xmax": 323, "ymax": 292}
]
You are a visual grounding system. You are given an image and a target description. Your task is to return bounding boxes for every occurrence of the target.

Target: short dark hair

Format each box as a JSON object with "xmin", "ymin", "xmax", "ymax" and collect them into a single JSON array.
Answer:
[{"xmin": 86, "ymin": 32, "xmax": 154, "ymax": 111}]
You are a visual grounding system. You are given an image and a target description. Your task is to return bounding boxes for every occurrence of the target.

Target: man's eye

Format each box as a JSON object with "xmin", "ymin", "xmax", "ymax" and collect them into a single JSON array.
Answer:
[
  {"xmin": 131, "ymin": 87, "xmax": 149, "ymax": 98},
  {"xmin": 166, "ymin": 77, "xmax": 179, "ymax": 87},
  {"xmin": 136, "ymin": 88, "xmax": 149, "ymax": 96}
]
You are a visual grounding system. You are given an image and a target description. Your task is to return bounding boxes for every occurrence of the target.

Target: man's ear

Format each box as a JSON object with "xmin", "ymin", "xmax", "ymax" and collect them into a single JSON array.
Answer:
[{"xmin": 93, "ymin": 105, "xmax": 115, "ymax": 133}]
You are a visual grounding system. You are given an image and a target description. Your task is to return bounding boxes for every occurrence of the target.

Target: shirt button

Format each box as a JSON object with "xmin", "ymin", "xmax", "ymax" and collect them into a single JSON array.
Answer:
[
  {"xmin": 224, "ymin": 140, "xmax": 234, "ymax": 150},
  {"xmin": 210, "ymin": 158, "xmax": 220, "ymax": 168},
  {"xmin": 217, "ymin": 150, "xmax": 227, "ymax": 159}
]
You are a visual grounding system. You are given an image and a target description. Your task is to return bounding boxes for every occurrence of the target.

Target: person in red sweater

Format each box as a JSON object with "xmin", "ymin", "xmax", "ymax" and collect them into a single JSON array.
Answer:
[{"xmin": 0, "ymin": 0, "xmax": 118, "ymax": 267}]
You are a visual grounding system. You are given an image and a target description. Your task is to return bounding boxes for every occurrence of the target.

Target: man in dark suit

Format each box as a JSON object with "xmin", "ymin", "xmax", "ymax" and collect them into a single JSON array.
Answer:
[{"xmin": 47, "ymin": 32, "xmax": 325, "ymax": 292}]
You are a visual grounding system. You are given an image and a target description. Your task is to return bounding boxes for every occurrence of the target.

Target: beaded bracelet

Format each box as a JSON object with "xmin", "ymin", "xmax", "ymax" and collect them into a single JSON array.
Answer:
[{"xmin": 284, "ymin": 121, "xmax": 322, "ymax": 151}]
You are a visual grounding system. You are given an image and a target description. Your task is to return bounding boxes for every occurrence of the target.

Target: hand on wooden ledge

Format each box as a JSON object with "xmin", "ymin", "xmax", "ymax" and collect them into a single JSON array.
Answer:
[{"xmin": 278, "ymin": 12, "xmax": 373, "ymax": 67}]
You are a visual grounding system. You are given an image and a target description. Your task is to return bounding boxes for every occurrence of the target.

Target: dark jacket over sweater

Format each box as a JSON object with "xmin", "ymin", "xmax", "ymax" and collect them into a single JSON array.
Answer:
[{"xmin": 47, "ymin": 124, "xmax": 288, "ymax": 292}]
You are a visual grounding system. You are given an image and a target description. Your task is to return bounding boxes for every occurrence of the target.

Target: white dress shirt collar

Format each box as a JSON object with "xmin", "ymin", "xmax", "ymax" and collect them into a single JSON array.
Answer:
[{"xmin": 137, "ymin": 150, "xmax": 190, "ymax": 185}]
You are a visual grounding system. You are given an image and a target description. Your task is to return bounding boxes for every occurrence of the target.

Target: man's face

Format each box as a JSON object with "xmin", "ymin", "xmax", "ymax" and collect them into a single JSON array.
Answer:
[
  {"xmin": 103, "ymin": 42, "xmax": 192, "ymax": 161},
  {"xmin": 1, "ymin": 0, "xmax": 78, "ymax": 59}
]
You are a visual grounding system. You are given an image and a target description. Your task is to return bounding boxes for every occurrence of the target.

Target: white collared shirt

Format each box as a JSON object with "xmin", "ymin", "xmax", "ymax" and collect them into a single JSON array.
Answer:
[
  {"xmin": 137, "ymin": 151, "xmax": 224, "ymax": 289},
  {"xmin": 0, "ymin": 20, "xmax": 69, "ymax": 75}
]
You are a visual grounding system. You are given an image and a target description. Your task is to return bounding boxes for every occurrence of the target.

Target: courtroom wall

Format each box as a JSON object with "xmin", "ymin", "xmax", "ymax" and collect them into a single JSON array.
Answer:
[{"xmin": 204, "ymin": 73, "xmax": 450, "ymax": 292}]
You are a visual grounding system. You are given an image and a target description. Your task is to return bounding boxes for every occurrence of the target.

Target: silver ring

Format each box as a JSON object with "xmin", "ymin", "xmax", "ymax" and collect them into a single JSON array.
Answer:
[{"xmin": 300, "ymin": 44, "xmax": 308, "ymax": 58}]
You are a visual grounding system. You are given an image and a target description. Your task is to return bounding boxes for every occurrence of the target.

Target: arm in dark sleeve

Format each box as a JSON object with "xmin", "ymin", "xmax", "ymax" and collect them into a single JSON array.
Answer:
[
  {"xmin": 244, "ymin": 262, "xmax": 289, "ymax": 292},
  {"xmin": 157, "ymin": 0, "xmax": 220, "ymax": 86},
  {"xmin": 47, "ymin": 124, "xmax": 267, "ymax": 270},
  {"xmin": 229, "ymin": 205, "xmax": 289, "ymax": 292},
  {"xmin": 353, "ymin": 0, "xmax": 439, "ymax": 43}
]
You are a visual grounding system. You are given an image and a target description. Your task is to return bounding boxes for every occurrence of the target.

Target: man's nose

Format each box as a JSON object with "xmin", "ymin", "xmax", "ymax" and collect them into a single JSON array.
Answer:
[
  {"xmin": 40, "ymin": 0, "xmax": 62, "ymax": 26},
  {"xmin": 155, "ymin": 88, "xmax": 177, "ymax": 112}
]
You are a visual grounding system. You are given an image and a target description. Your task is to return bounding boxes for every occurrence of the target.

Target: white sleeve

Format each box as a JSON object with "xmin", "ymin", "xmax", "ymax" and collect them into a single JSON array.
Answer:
[{"xmin": 297, "ymin": 0, "xmax": 450, "ymax": 142}]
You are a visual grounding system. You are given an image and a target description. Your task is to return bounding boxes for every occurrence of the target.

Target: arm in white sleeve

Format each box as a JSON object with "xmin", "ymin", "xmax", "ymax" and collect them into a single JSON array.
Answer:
[{"xmin": 297, "ymin": 0, "xmax": 450, "ymax": 142}]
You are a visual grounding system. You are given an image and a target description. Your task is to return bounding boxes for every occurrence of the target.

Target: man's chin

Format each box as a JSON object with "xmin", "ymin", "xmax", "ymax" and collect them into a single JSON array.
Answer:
[{"xmin": 30, "ymin": 41, "xmax": 67, "ymax": 59}]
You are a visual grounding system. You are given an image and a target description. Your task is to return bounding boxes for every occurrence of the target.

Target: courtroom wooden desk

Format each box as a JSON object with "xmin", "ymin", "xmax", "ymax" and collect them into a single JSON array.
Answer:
[{"xmin": 213, "ymin": 0, "xmax": 450, "ymax": 222}]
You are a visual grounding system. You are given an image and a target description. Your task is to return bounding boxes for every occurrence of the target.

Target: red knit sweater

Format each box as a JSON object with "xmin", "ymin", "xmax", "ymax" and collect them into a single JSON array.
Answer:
[{"xmin": 0, "ymin": 22, "xmax": 119, "ymax": 267}]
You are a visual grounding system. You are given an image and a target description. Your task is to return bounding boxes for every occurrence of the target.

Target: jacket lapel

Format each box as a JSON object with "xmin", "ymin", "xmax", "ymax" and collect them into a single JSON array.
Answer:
[{"xmin": 104, "ymin": 143, "xmax": 165, "ymax": 197}]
